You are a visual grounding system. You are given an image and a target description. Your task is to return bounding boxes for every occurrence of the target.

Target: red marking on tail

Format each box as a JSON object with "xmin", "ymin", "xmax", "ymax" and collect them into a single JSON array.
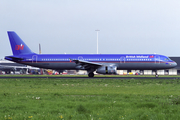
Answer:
[{"xmin": 15, "ymin": 45, "xmax": 24, "ymax": 50}]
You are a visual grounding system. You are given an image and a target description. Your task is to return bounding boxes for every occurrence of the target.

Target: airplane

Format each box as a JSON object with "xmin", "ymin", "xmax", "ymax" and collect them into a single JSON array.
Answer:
[
  {"xmin": 0, "ymin": 60, "xmax": 41, "ymax": 74},
  {"xmin": 0, "ymin": 60, "xmax": 27, "ymax": 74},
  {"xmin": 5, "ymin": 31, "xmax": 177, "ymax": 77},
  {"xmin": 0, "ymin": 64, "xmax": 16, "ymax": 74}
]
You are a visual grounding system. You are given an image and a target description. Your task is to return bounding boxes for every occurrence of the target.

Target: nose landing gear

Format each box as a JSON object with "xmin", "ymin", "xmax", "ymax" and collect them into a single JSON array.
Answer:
[{"xmin": 155, "ymin": 70, "xmax": 159, "ymax": 78}]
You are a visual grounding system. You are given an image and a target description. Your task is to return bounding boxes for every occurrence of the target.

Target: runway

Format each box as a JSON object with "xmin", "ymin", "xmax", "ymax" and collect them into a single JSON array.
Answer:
[{"xmin": 0, "ymin": 76, "xmax": 179, "ymax": 79}]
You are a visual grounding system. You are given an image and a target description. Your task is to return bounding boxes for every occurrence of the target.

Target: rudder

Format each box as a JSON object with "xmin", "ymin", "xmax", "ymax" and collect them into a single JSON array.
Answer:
[{"xmin": 7, "ymin": 31, "xmax": 34, "ymax": 55}]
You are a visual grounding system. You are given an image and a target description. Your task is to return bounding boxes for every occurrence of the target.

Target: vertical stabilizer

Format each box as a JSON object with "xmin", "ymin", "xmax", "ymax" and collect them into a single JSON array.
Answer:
[{"xmin": 7, "ymin": 31, "xmax": 34, "ymax": 55}]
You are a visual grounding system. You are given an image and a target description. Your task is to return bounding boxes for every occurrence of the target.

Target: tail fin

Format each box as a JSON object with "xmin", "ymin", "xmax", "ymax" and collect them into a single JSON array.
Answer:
[{"xmin": 7, "ymin": 31, "xmax": 34, "ymax": 55}]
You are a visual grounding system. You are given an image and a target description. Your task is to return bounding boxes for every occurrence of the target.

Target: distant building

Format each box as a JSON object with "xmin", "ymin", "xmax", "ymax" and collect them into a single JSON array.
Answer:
[{"xmin": 169, "ymin": 57, "xmax": 180, "ymax": 75}]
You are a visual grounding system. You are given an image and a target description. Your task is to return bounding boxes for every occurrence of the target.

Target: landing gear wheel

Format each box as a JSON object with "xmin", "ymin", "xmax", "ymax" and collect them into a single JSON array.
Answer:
[
  {"xmin": 155, "ymin": 74, "xmax": 159, "ymax": 78},
  {"xmin": 88, "ymin": 72, "xmax": 94, "ymax": 77},
  {"xmin": 5, "ymin": 71, "xmax": 11, "ymax": 74},
  {"xmin": 154, "ymin": 70, "xmax": 159, "ymax": 78}
]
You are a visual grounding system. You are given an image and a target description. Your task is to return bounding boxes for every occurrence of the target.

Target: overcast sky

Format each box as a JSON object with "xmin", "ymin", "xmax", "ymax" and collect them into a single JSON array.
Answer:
[{"xmin": 1, "ymin": 0, "xmax": 180, "ymax": 59}]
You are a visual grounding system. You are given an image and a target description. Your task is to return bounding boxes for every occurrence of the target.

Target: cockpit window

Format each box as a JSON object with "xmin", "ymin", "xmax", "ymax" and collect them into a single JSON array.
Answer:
[
  {"xmin": 168, "ymin": 58, "xmax": 171, "ymax": 61},
  {"xmin": 165, "ymin": 58, "xmax": 171, "ymax": 61}
]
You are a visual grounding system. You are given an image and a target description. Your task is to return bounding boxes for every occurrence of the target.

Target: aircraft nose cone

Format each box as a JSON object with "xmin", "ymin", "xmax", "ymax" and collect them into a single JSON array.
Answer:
[{"xmin": 172, "ymin": 62, "xmax": 177, "ymax": 67}]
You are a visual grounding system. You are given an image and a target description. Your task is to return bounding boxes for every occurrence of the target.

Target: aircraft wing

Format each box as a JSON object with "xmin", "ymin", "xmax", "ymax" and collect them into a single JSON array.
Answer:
[{"xmin": 70, "ymin": 59, "xmax": 102, "ymax": 70}]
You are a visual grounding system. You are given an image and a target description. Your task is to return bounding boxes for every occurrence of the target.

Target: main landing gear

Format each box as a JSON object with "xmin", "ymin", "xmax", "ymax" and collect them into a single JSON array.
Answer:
[{"xmin": 88, "ymin": 72, "xmax": 94, "ymax": 77}]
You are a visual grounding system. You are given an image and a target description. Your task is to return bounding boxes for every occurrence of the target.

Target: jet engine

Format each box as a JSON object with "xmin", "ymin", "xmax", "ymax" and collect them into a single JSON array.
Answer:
[{"xmin": 96, "ymin": 66, "xmax": 117, "ymax": 74}]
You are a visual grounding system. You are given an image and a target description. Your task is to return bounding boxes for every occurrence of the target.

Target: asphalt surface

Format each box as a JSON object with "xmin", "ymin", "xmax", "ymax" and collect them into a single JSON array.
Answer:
[{"xmin": 0, "ymin": 77, "xmax": 180, "ymax": 79}]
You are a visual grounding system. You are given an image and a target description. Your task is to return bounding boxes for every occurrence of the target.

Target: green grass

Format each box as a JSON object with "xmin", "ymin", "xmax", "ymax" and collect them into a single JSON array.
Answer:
[{"xmin": 1, "ymin": 78, "xmax": 180, "ymax": 119}]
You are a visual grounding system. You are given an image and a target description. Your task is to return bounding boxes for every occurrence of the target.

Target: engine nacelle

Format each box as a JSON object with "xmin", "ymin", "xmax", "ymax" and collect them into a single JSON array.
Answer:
[{"xmin": 96, "ymin": 66, "xmax": 117, "ymax": 74}]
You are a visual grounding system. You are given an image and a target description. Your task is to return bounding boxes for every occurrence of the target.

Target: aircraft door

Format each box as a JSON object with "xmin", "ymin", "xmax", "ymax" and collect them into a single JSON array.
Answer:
[
  {"xmin": 155, "ymin": 55, "xmax": 160, "ymax": 64},
  {"xmin": 120, "ymin": 56, "xmax": 125, "ymax": 63},
  {"xmin": 32, "ymin": 55, "xmax": 38, "ymax": 63}
]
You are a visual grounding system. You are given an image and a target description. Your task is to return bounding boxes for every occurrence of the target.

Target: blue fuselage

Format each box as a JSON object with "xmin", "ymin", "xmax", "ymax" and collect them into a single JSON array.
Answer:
[{"xmin": 5, "ymin": 54, "xmax": 177, "ymax": 71}]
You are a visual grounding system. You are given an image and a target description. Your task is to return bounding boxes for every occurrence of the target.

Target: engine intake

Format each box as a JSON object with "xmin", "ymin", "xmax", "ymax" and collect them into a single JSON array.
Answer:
[{"xmin": 96, "ymin": 66, "xmax": 117, "ymax": 74}]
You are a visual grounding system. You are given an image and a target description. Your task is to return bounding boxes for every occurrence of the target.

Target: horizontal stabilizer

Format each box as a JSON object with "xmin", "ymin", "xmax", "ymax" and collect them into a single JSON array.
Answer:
[{"xmin": 5, "ymin": 56, "xmax": 24, "ymax": 60}]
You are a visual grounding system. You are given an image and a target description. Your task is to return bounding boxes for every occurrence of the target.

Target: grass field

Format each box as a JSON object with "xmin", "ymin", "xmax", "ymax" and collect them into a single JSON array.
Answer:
[{"xmin": 1, "ymin": 78, "xmax": 180, "ymax": 120}]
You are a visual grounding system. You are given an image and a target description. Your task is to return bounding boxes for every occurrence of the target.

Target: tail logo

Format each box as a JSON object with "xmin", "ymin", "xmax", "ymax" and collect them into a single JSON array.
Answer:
[{"xmin": 15, "ymin": 44, "xmax": 24, "ymax": 50}]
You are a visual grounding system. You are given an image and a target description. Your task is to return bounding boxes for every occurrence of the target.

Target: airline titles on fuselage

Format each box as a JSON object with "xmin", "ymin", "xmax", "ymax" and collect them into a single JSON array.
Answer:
[{"xmin": 126, "ymin": 55, "xmax": 153, "ymax": 58}]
